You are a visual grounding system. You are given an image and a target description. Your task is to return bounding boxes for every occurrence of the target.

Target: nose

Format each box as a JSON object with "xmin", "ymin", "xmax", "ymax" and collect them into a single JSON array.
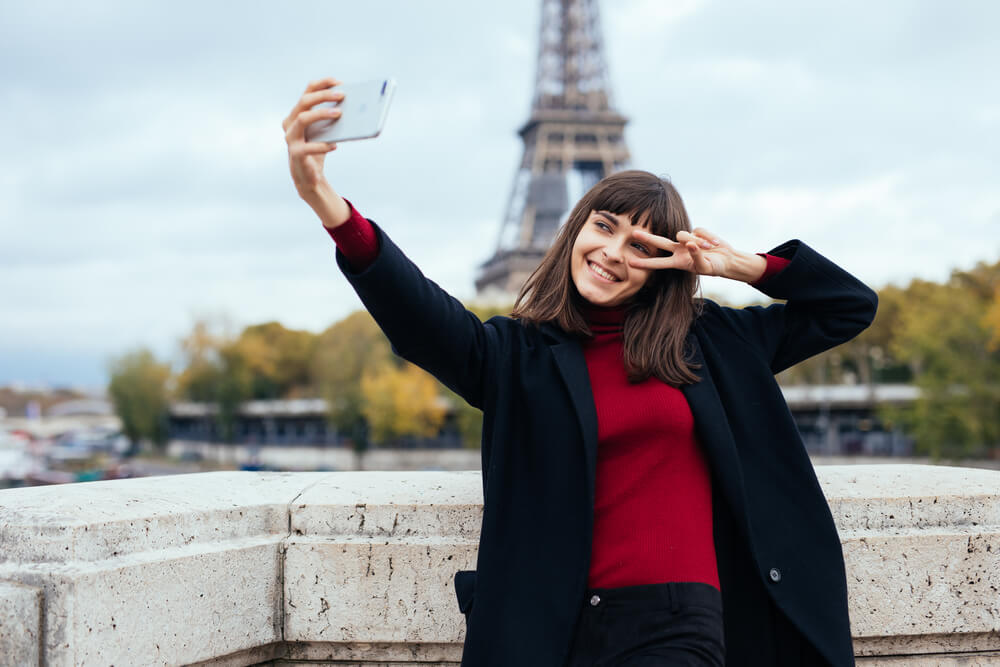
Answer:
[{"xmin": 602, "ymin": 237, "xmax": 627, "ymax": 263}]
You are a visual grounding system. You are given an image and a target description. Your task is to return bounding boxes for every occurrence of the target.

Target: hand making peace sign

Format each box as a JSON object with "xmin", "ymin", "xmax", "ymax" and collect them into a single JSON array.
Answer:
[{"xmin": 628, "ymin": 228, "xmax": 768, "ymax": 283}]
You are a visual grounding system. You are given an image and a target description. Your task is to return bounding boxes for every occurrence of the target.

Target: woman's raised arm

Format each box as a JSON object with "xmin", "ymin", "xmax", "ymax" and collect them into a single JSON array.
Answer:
[
  {"xmin": 282, "ymin": 78, "xmax": 352, "ymax": 229},
  {"xmin": 282, "ymin": 78, "xmax": 499, "ymax": 409},
  {"xmin": 627, "ymin": 226, "xmax": 876, "ymax": 373}
]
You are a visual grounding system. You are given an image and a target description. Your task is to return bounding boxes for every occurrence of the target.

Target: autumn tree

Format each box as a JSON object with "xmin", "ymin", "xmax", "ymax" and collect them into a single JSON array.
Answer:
[
  {"xmin": 107, "ymin": 348, "xmax": 172, "ymax": 455},
  {"xmin": 236, "ymin": 322, "xmax": 316, "ymax": 399},
  {"xmin": 312, "ymin": 311, "xmax": 394, "ymax": 450},
  {"xmin": 360, "ymin": 362, "xmax": 448, "ymax": 444}
]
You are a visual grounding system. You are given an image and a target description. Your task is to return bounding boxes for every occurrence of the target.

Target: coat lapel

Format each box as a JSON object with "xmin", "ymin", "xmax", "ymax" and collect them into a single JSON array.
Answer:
[
  {"xmin": 550, "ymin": 338, "xmax": 599, "ymax": 504},
  {"xmin": 681, "ymin": 333, "xmax": 752, "ymax": 539}
]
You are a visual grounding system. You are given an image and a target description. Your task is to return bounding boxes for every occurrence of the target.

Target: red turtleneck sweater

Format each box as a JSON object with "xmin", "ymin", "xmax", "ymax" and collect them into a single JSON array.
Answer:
[
  {"xmin": 582, "ymin": 305, "xmax": 718, "ymax": 589},
  {"xmin": 325, "ymin": 203, "xmax": 789, "ymax": 591}
]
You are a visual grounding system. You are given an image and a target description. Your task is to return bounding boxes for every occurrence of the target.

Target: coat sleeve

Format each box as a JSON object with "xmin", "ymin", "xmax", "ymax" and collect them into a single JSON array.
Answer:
[
  {"xmin": 334, "ymin": 221, "xmax": 499, "ymax": 409},
  {"xmin": 710, "ymin": 240, "xmax": 878, "ymax": 374}
]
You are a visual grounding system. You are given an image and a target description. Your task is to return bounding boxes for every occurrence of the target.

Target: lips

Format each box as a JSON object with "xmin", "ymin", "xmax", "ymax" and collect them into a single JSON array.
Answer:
[{"xmin": 588, "ymin": 261, "xmax": 621, "ymax": 282}]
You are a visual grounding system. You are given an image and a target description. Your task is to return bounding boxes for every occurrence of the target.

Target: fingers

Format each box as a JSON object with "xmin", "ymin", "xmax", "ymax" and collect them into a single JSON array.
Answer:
[
  {"xmin": 684, "ymin": 240, "xmax": 717, "ymax": 275},
  {"xmin": 292, "ymin": 89, "xmax": 345, "ymax": 120},
  {"xmin": 677, "ymin": 229, "xmax": 720, "ymax": 250},
  {"xmin": 282, "ymin": 79, "xmax": 344, "ymax": 132},
  {"xmin": 285, "ymin": 106, "xmax": 342, "ymax": 144},
  {"xmin": 304, "ymin": 77, "xmax": 341, "ymax": 94},
  {"xmin": 633, "ymin": 227, "xmax": 723, "ymax": 252},
  {"xmin": 692, "ymin": 228, "xmax": 722, "ymax": 245},
  {"xmin": 631, "ymin": 228, "xmax": 679, "ymax": 251},
  {"xmin": 289, "ymin": 141, "xmax": 338, "ymax": 158},
  {"xmin": 628, "ymin": 228, "xmax": 725, "ymax": 275},
  {"xmin": 628, "ymin": 255, "xmax": 685, "ymax": 270}
]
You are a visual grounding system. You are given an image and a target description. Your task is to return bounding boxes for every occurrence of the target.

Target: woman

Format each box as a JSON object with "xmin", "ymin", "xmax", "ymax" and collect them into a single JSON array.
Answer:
[{"xmin": 284, "ymin": 78, "xmax": 876, "ymax": 666}]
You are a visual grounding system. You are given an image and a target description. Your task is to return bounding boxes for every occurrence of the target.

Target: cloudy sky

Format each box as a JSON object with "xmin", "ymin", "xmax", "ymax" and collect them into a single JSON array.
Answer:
[{"xmin": 1, "ymin": 0, "xmax": 998, "ymax": 389}]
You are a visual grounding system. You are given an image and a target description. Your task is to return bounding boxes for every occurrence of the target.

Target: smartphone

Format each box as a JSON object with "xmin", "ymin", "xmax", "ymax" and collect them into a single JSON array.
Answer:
[{"xmin": 305, "ymin": 78, "xmax": 396, "ymax": 143}]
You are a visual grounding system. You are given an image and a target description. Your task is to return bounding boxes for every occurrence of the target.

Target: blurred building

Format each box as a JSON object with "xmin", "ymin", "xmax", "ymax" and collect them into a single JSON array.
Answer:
[
  {"xmin": 168, "ymin": 398, "xmax": 463, "ymax": 449},
  {"xmin": 165, "ymin": 384, "xmax": 916, "ymax": 456}
]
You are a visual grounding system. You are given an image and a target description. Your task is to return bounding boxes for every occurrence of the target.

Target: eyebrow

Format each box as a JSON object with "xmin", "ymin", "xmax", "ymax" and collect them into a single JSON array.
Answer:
[
  {"xmin": 595, "ymin": 210, "xmax": 627, "ymax": 227},
  {"xmin": 596, "ymin": 210, "xmax": 649, "ymax": 229}
]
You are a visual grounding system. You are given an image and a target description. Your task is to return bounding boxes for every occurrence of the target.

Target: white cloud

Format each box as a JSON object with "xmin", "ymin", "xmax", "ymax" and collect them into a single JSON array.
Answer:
[{"xmin": 1, "ymin": 0, "xmax": 999, "ymax": 386}]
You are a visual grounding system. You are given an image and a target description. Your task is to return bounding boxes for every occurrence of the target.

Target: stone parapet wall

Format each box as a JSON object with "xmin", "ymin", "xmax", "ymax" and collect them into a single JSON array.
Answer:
[
  {"xmin": 821, "ymin": 466, "xmax": 1000, "ymax": 663},
  {"xmin": 1, "ymin": 465, "xmax": 998, "ymax": 666}
]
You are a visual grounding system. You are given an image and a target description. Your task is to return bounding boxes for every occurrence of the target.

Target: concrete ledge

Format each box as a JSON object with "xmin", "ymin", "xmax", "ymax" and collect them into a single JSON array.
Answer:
[
  {"xmin": 0, "ymin": 472, "xmax": 331, "ymax": 666},
  {"xmin": 283, "ymin": 472, "xmax": 481, "ymax": 649},
  {"xmin": 0, "ymin": 465, "xmax": 998, "ymax": 665},
  {"xmin": 821, "ymin": 465, "xmax": 1000, "ymax": 655},
  {"xmin": 0, "ymin": 580, "xmax": 42, "ymax": 663}
]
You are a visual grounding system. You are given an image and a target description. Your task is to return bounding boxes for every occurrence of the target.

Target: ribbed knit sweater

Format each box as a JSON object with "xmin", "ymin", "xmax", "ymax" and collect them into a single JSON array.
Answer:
[{"xmin": 581, "ymin": 304, "xmax": 718, "ymax": 589}]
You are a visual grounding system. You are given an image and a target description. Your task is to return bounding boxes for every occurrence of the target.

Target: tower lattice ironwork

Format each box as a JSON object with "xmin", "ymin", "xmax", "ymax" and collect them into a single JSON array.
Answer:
[{"xmin": 475, "ymin": 0, "xmax": 630, "ymax": 300}]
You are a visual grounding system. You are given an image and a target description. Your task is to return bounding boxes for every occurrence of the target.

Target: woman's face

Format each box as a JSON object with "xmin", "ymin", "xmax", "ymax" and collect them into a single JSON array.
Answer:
[{"xmin": 570, "ymin": 209, "xmax": 655, "ymax": 307}]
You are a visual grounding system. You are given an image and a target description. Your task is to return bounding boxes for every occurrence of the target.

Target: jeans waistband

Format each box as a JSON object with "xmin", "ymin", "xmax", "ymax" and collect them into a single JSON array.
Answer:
[{"xmin": 583, "ymin": 581, "xmax": 721, "ymax": 611}]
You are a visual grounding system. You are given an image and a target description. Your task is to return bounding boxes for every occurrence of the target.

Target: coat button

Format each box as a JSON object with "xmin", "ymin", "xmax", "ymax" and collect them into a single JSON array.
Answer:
[
  {"xmin": 590, "ymin": 594, "xmax": 601, "ymax": 606},
  {"xmin": 769, "ymin": 567, "xmax": 782, "ymax": 583}
]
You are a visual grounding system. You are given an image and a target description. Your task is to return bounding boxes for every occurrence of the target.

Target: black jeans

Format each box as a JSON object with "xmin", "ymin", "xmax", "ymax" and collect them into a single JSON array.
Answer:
[{"xmin": 565, "ymin": 581, "xmax": 725, "ymax": 667}]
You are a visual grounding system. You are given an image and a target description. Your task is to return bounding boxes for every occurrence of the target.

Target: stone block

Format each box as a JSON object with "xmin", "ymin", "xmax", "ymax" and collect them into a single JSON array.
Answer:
[
  {"xmin": 284, "ymin": 540, "xmax": 477, "ymax": 644},
  {"xmin": 0, "ymin": 579, "xmax": 42, "ymax": 666},
  {"xmin": 284, "ymin": 471, "xmax": 482, "ymax": 655},
  {"xmin": 0, "ymin": 471, "xmax": 332, "ymax": 666},
  {"xmin": 821, "ymin": 465, "xmax": 1000, "ymax": 656}
]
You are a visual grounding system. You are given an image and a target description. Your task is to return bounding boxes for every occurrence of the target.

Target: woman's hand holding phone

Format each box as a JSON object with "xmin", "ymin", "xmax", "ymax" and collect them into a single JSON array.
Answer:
[{"xmin": 282, "ymin": 78, "xmax": 352, "ymax": 229}]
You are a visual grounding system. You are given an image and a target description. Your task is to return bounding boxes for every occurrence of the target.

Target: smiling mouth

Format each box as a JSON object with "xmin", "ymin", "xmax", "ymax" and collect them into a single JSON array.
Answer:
[{"xmin": 588, "ymin": 261, "xmax": 621, "ymax": 282}]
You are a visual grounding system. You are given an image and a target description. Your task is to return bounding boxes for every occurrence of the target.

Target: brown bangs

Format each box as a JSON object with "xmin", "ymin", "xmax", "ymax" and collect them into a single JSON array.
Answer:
[
  {"xmin": 512, "ymin": 170, "xmax": 702, "ymax": 386},
  {"xmin": 588, "ymin": 180, "xmax": 671, "ymax": 237}
]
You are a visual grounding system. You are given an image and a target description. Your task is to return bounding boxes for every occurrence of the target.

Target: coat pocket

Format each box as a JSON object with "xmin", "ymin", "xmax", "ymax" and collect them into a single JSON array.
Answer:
[{"xmin": 454, "ymin": 570, "xmax": 476, "ymax": 615}]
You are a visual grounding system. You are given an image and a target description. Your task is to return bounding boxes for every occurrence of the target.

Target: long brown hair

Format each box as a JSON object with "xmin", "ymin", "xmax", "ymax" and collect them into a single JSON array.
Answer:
[{"xmin": 512, "ymin": 170, "xmax": 701, "ymax": 385}]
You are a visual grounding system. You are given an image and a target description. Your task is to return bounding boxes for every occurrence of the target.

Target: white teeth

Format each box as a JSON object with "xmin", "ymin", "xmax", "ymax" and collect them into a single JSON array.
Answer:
[{"xmin": 589, "ymin": 262, "xmax": 619, "ymax": 282}]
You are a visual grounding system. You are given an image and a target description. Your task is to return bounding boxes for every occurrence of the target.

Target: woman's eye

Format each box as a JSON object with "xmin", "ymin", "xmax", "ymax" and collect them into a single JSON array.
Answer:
[
  {"xmin": 632, "ymin": 243, "xmax": 650, "ymax": 255},
  {"xmin": 595, "ymin": 221, "xmax": 611, "ymax": 232}
]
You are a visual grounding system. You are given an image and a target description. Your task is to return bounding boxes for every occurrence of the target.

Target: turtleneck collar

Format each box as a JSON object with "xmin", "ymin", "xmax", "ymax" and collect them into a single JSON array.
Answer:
[{"xmin": 580, "ymin": 303, "xmax": 626, "ymax": 331}]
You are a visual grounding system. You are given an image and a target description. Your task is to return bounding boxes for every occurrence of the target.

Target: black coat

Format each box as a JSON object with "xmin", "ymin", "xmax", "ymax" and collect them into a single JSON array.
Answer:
[{"xmin": 338, "ymin": 223, "xmax": 877, "ymax": 667}]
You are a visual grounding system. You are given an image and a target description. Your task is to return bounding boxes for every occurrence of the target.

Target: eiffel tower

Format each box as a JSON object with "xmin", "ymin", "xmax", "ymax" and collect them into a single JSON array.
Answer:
[{"xmin": 475, "ymin": 0, "xmax": 630, "ymax": 300}]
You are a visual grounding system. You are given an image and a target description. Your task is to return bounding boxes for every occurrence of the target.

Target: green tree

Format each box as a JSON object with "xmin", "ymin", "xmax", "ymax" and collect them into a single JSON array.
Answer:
[
  {"xmin": 986, "ymin": 287, "xmax": 1000, "ymax": 351},
  {"xmin": 312, "ymin": 311, "xmax": 394, "ymax": 450},
  {"xmin": 107, "ymin": 348, "xmax": 172, "ymax": 455},
  {"xmin": 175, "ymin": 319, "xmax": 224, "ymax": 402},
  {"xmin": 174, "ymin": 317, "xmax": 252, "ymax": 442},
  {"xmin": 888, "ymin": 261, "xmax": 1000, "ymax": 458},
  {"xmin": 776, "ymin": 285, "xmax": 912, "ymax": 386}
]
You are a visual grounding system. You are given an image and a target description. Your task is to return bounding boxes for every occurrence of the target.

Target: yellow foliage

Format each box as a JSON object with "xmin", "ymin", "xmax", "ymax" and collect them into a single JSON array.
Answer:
[
  {"xmin": 238, "ymin": 322, "xmax": 316, "ymax": 393},
  {"xmin": 360, "ymin": 362, "xmax": 448, "ymax": 443},
  {"xmin": 313, "ymin": 311, "xmax": 394, "ymax": 429}
]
